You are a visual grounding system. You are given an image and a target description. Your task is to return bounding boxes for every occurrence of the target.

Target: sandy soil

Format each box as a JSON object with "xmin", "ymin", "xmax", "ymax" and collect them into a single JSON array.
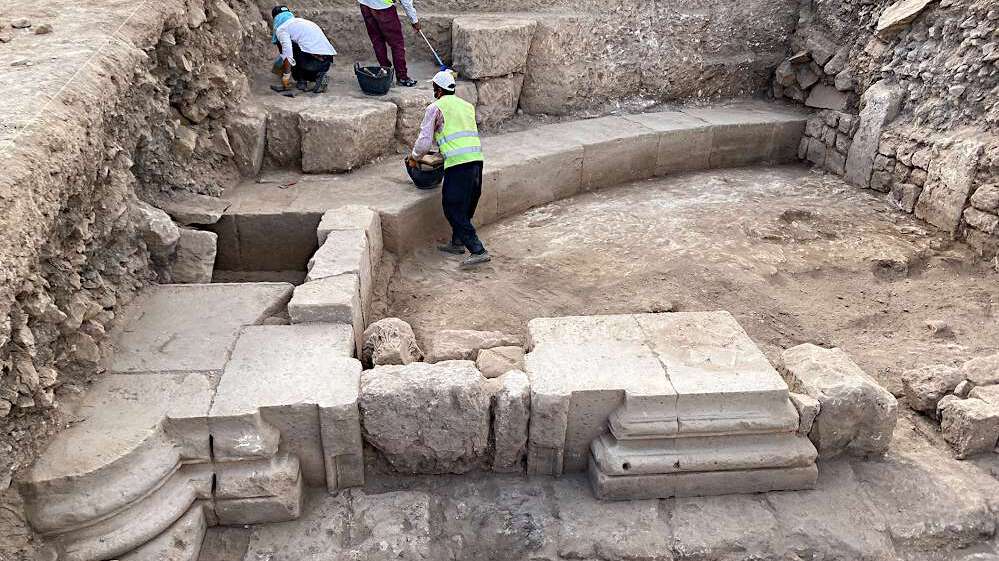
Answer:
[{"xmin": 374, "ymin": 165, "xmax": 999, "ymax": 394}]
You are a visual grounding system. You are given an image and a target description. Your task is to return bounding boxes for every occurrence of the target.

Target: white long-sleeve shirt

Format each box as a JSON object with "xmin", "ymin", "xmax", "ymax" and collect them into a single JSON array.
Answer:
[
  {"xmin": 358, "ymin": 0, "xmax": 418, "ymax": 24},
  {"xmin": 276, "ymin": 18, "xmax": 337, "ymax": 66},
  {"xmin": 411, "ymin": 103, "xmax": 444, "ymax": 157}
]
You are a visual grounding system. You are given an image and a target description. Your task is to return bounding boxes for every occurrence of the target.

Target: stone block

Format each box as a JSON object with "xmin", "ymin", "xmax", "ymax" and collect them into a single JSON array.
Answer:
[
  {"xmin": 590, "ymin": 462, "xmax": 818, "ymax": 500},
  {"xmin": 915, "ymin": 137, "xmax": 984, "ymax": 234},
  {"xmin": 214, "ymin": 454, "xmax": 301, "ymax": 500},
  {"xmin": 623, "ymin": 111, "xmax": 714, "ymax": 175},
  {"xmin": 425, "ymin": 329, "xmax": 520, "ymax": 362},
  {"xmin": 969, "ymin": 384, "xmax": 999, "ymax": 406},
  {"xmin": 307, "ymin": 229, "xmax": 372, "ymax": 318},
  {"xmin": 481, "ymin": 130, "xmax": 583, "ymax": 217},
  {"xmin": 782, "ymin": 343, "xmax": 898, "ymax": 458},
  {"xmin": 452, "ymin": 16, "xmax": 537, "ymax": 79},
  {"xmin": 845, "ymin": 81, "xmax": 903, "ymax": 188},
  {"xmin": 492, "ymin": 370, "xmax": 531, "ymax": 473},
  {"xmin": 965, "ymin": 208, "xmax": 999, "ymax": 235},
  {"xmin": 210, "ymin": 325, "xmax": 361, "ymax": 489},
  {"xmin": 790, "ymin": 392, "xmax": 820, "ymax": 436},
  {"xmin": 940, "ymin": 398, "xmax": 999, "ymax": 459},
  {"xmin": 171, "ymin": 228, "xmax": 217, "ymax": 284},
  {"xmin": 961, "ymin": 353, "xmax": 999, "ymax": 388},
  {"xmin": 971, "ymin": 184, "xmax": 999, "ymax": 212},
  {"xmin": 119, "ymin": 504, "xmax": 207, "ymax": 561},
  {"xmin": 890, "ymin": 182, "xmax": 923, "ymax": 213},
  {"xmin": 317, "ymin": 205, "xmax": 383, "ymax": 273},
  {"xmin": 300, "ymin": 100, "xmax": 397, "ymax": 173},
  {"xmin": 288, "ymin": 275, "xmax": 364, "ymax": 355},
  {"xmin": 901, "ymin": 364, "xmax": 963, "ymax": 415},
  {"xmin": 877, "ymin": 0, "xmax": 935, "ymax": 38},
  {"xmin": 149, "ymin": 191, "xmax": 231, "ymax": 226},
  {"xmin": 475, "ymin": 73, "xmax": 524, "ymax": 126},
  {"xmin": 214, "ymin": 474, "xmax": 303, "ymax": 525},
  {"xmin": 538, "ymin": 116, "xmax": 660, "ymax": 190},
  {"xmin": 681, "ymin": 106, "xmax": 779, "ymax": 168},
  {"xmin": 825, "ymin": 148, "xmax": 846, "ymax": 175},
  {"xmin": 134, "ymin": 200, "xmax": 180, "ymax": 262},
  {"xmin": 805, "ymin": 85, "xmax": 849, "ymax": 111},
  {"xmin": 226, "ymin": 104, "xmax": 266, "ymax": 177},
  {"xmin": 262, "ymin": 101, "xmax": 303, "ymax": 168},
  {"xmin": 359, "ymin": 361, "xmax": 492, "ymax": 473},
  {"xmin": 361, "ymin": 317, "xmax": 423, "ymax": 368},
  {"xmin": 476, "ymin": 346, "xmax": 525, "ymax": 379},
  {"xmin": 109, "ymin": 283, "xmax": 293, "ymax": 374}
]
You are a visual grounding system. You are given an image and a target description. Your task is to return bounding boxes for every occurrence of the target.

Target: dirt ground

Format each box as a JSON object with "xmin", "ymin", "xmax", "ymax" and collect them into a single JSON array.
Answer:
[{"xmin": 373, "ymin": 164, "xmax": 999, "ymax": 394}]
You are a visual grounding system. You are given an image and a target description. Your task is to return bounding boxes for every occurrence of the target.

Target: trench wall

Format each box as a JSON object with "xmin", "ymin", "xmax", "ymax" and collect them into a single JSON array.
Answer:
[{"xmin": 773, "ymin": 0, "xmax": 999, "ymax": 259}]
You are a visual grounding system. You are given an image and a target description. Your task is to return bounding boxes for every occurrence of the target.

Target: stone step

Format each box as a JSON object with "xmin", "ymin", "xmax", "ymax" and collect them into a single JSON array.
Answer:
[
  {"xmin": 211, "ymin": 101, "xmax": 808, "ymax": 270},
  {"xmin": 590, "ymin": 431, "xmax": 817, "ymax": 476},
  {"xmin": 119, "ymin": 504, "xmax": 208, "ymax": 561},
  {"xmin": 588, "ymin": 460, "xmax": 819, "ymax": 501}
]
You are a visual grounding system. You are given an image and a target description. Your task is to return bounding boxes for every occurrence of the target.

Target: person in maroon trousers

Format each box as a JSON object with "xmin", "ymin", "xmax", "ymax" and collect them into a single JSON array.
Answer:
[{"xmin": 358, "ymin": 0, "xmax": 420, "ymax": 87}]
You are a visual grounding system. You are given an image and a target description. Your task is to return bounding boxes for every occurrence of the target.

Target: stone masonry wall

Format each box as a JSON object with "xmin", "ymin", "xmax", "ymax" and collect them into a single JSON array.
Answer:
[
  {"xmin": 0, "ymin": 0, "xmax": 260, "ymax": 555},
  {"xmin": 777, "ymin": 0, "xmax": 999, "ymax": 260}
]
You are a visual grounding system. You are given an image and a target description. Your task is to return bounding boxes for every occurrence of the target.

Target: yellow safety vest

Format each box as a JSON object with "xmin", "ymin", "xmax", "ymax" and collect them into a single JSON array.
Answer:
[{"xmin": 434, "ymin": 95, "xmax": 484, "ymax": 169}]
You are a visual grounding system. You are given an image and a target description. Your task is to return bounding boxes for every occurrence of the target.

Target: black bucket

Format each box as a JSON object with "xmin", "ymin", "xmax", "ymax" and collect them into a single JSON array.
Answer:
[
  {"xmin": 355, "ymin": 63, "xmax": 392, "ymax": 96},
  {"xmin": 406, "ymin": 160, "xmax": 445, "ymax": 189}
]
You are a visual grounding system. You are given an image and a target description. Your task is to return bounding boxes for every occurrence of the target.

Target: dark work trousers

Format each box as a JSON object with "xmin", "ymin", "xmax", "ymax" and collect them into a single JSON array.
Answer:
[
  {"xmin": 359, "ymin": 4, "xmax": 409, "ymax": 80},
  {"xmin": 290, "ymin": 42, "xmax": 332, "ymax": 82},
  {"xmin": 442, "ymin": 161, "xmax": 485, "ymax": 255}
]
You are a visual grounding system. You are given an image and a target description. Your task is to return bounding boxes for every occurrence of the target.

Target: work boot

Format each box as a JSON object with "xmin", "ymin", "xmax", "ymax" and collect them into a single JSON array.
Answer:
[
  {"xmin": 269, "ymin": 84, "xmax": 290, "ymax": 93},
  {"xmin": 437, "ymin": 242, "xmax": 465, "ymax": 255},
  {"xmin": 397, "ymin": 77, "xmax": 417, "ymax": 87},
  {"xmin": 460, "ymin": 251, "xmax": 491, "ymax": 268},
  {"xmin": 312, "ymin": 72, "xmax": 329, "ymax": 94},
  {"xmin": 296, "ymin": 80, "xmax": 309, "ymax": 91}
]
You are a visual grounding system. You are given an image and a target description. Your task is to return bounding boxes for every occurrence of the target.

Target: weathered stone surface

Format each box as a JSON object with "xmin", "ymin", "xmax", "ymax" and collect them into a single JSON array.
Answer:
[
  {"xmin": 210, "ymin": 324, "xmax": 361, "ymax": 488},
  {"xmin": 452, "ymin": 16, "xmax": 537, "ymax": 79},
  {"xmin": 805, "ymin": 84, "xmax": 849, "ymax": 110},
  {"xmin": 171, "ymin": 229, "xmax": 217, "ymax": 284},
  {"xmin": 965, "ymin": 208, "xmax": 999, "ymax": 235},
  {"xmin": 890, "ymin": 182, "xmax": 923, "ymax": 213},
  {"xmin": 226, "ymin": 104, "xmax": 267, "ymax": 178},
  {"xmin": 288, "ymin": 275, "xmax": 364, "ymax": 354},
  {"xmin": 915, "ymin": 137, "xmax": 984, "ymax": 234},
  {"xmin": 782, "ymin": 343, "xmax": 898, "ymax": 458},
  {"xmin": 969, "ymin": 384, "xmax": 999, "ymax": 406},
  {"xmin": 492, "ymin": 370, "xmax": 530, "ymax": 473},
  {"xmin": 940, "ymin": 398, "xmax": 999, "ymax": 459},
  {"xmin": 901, "ymin": 364, "xmax": 963, "ymax": 415},
  {"xmin": 970, "ymin": 184, "xmax": 999, "ymax": 212},
  {"xmin": 317, "ymin": 205, "xmax": 383, "ymax": 274},
  {"xmin": 300, "ymin": 100, "xmax": 397, "ymax": 173},
  {"xmin": 214, "ymin": 474, "xmax": 303, "ymax": 526},
  {"xmin": 877, "ymin": 0, "xmax": 935, "ymax": 38},
  {"xmin": 475, "ymin": 346, "xmax": 525, "ymax": 379},
  {"xmin": 307, "ymin": 229, "xmax": 372, "ymax": 318},
  {"xmin": 790, "ymin": 392, "xmax": 820, "ymax": 436},
  {"xmin": 110, "ymin": 283, "xmax": 293, "ymax": 374},
  {"xmin": 425, "ymin": 329, "xmax": 519, "ymax": 362},
  {"xmin": 359, "ymin": 361, "xmax": 492, "ymax": 473},
  {"xmin": 360, "ymin": 317, "xmax": 423, "ymax": 368},
  {"xmin": 845, "ymin": 81, "xmax": 903, "ymax": 188},
  {"xmin": 961, "ymin": 353, "xmax": 999, "ymax": 387},
  {"xmin": 672, "ymin": 493, "xmax": 783, "ymax": 559},
  {"xmin": 150, "ymin": 191, "xmax": 231, "ymax": 226},
  {"xmin": 475, "ymin": 73, "xmax": 524, "ymax": 126},
  {"xmin": 134, "ymin": 200, "xmax": 181, "ymax": 262},
  {"xmin": 262, "ymin": 100, "xmax": 304, "ymax": 168},
  {"xmin": 119, "ymin": 504, "xmax": 207, "ymax": 561}
]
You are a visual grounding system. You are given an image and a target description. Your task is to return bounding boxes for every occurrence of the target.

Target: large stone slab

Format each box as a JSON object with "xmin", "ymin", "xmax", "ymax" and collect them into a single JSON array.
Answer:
[
  {"xmin": 171, "ymin": 228, "xmax": 217, "ymax": 284},
  {"xmin": 590, "ymin": 461, "xmax": 818, "ymax": 500},
  {"xmin": 317, "ymin": 205, "xmax": 383, "ymax": 275},
  {"xmin": 782, "ymin": 343, "xmax": 898, "ymax": 458},
  {"xmin": 877, "ymin": 0, "xmax": 935, "ymax": 38},
  {"xmin": 492, "ymin": 370, "xmax": 531, "ymax": 473},
  {"xmin": 19, "ymin": 373, "xmax": 214, "ymax": 534},
  {"xmin": 119, "ymin": 503, "xmax": 207, "ymax": 561},
  {"xmin": 451, "ymin": 16, "xmax": 537, "ymax": 79},
  {"xmin": 623, "ymin": 111, "xmax": 715, "ymax": 175},
  {"xmin": 300, "ymin": 99, "xmax": 397, "ymax": 173},
  {"xmin": 481, "ymin": 130, "xmax": 584, "ymax": 218},
  {"xmin": 914, "ymin": 136, "xmax": 985, "ymax": 234},
  {"xmin": 210, "ymin": 325, "xmax": 362, "ymax": 490},
  {"xmin": 307, "ymin": 229, "xmax": 372, "ymax": 319},
  {"xmin": 149, "ymin": 191, "xmax": 231, "ymax": 226},
  {"xmin": 537, "ymin": 116, "xmax": 660, "ymax": 190},
  {"xmin": 108, "ymin": 283, "xmax": 293, "ymax": 374},
  {"xmin": 226, "ymin": 104, "xmax": 267, "ymax": 178},
  {"xmin": 359, "ymin": 361, "xmax": 492, "ymax": 474},
  {"xmin": 288, "ymin": 274, "xmax": 364, "ymax": 354},
  {"xmin": 844, "ymin": 81, "xmax": 903, "ymax": 188}
]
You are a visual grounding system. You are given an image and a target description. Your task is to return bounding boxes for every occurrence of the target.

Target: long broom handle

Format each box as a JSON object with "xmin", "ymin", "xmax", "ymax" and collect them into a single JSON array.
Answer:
[{"xmin": 418, "ymin": 29, "xmax": 446, "ymax": 69}]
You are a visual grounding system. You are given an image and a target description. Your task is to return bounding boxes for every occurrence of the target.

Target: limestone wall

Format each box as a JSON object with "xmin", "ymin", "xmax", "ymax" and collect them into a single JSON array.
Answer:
[
  {"xmin": 0, "ymin": 0, "xmax": 262, "ymax": 554},
  {"xmin": 775, "ymin": 0, "xmax": 999, "ymax": 259},
  {"xmin": 246, "ymin": 0, "xmax": 798, "ymax": 115}
]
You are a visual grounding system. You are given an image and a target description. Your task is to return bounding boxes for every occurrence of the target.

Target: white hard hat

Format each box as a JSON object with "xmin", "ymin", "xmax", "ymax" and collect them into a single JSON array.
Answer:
[{"xmin": 431, "ymin": 70, "xmax": 456, "ymax": 91}]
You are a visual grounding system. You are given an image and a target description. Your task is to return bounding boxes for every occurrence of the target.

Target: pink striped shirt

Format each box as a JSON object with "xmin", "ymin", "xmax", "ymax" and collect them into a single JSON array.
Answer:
[{"xmin": 411, "ymin": 103, "xmax": 444, "ymax": 158}]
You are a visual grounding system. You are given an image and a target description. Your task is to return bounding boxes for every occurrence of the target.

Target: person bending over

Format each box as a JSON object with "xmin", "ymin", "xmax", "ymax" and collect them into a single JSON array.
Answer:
[
  {"xmin": 407, "ymin": 71, "xmax": 491, "ymax": 268},
  {"xmin": 271, "ymin": 6, "xmax": 336, "ymax": 94}
]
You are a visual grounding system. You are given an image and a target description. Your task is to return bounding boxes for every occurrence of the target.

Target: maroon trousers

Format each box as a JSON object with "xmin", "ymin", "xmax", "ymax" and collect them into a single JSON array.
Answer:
[{"xmin": 360, "ymin": 4, "xmax": 409, "ymax": 80}]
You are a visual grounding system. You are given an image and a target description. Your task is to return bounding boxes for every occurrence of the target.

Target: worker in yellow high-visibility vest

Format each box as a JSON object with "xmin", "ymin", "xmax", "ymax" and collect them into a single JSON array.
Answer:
[{"xmin": 407, "ymin": 71, "xmax": 490, "ymax": 268}]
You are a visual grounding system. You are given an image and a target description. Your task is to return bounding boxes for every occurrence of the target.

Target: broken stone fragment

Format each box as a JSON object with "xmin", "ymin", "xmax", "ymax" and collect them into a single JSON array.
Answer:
[
  {"xmin": 805, "ymin": 84, "xmax": 849, "ymax": 111},
  {"xmin": 361, "ymin": 318, "xmax": 423, "ymax": 368},
  {"xmin": 969, "ymin": 384, "xmax": 999, "ymax": 406},
  {"xmin": 359, "ymin": 361, "xmax": 491, "ymax": 473},
  {"xmin": 954, "ymin": 380, "xmax": 974, "ymax": 398},
  {"xmin": 149, "ymin": 191, "xmax": 230, "ymax": 226},
  {"xmin": 964, "ymin": 208, "xmax": 999, "ymax": 235},
  {"xmin": 475, "ymin": 345, "xmax": 525, "ymax": 379},
  {"xmin": 924, "ymin": 319, "xmax": 954, "ymax": 339},
  {"xmin": 33, "ymin": 23, "xmax": 52, "ymax": 34},
  {"xmin": 970, "ymin": 184, "xmax": 999, "ymax": 212},
  {"xmin": 225, "ymin": 105, "xmax": 266, "ymax": 178},
  {"xmin": 492, "ymin": 370, "xmax": 530, "ymax": 472},
  {"xmin": 11, "ymin": 18, "xmax": 30, "ymax": 28},
  {"xmin": 844, "ymin": 81, "xmax": 903, "ymax": 189},
  {"xmin": 171, "ymin": 228, "xmax": 217, "ymax": 284},
  {"xmin": 789, "ymin": 392, "xmax": 820, "ymax": 436},
  {"xmin": 475, "ymin": 73, "xmax": 525, "ymax": 126},
  {"xmin": 940, "ymin": 398, "xmax": 999, "ymax": 459},
  {"xmin": 901, "ymin": 364, "xmax": 963, "ymax": 415},
  {"xmin": 877, "ymin": 0, "xmax": 936, "ymax": 38},
  {"xmin": 174, "ymin": 126, "xmax": 198, "ymax": 158},
  {"xmin": 782, "ymin": 343, "xmax": 898, "ymax": 458},
  {"xmin": 133, "ymin": 200, "xmax": 180, "ymax": 262},
  {"xmin": 961, "ymin": 353, "xmax": 999, "ymax": 387},
  {"xmin": 914, "ymin": 137, "xmax": 985, "ymax": 234},
  {"xmin": 425, "ymin": 329, "xmax": 520, "ymax": 362}
]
